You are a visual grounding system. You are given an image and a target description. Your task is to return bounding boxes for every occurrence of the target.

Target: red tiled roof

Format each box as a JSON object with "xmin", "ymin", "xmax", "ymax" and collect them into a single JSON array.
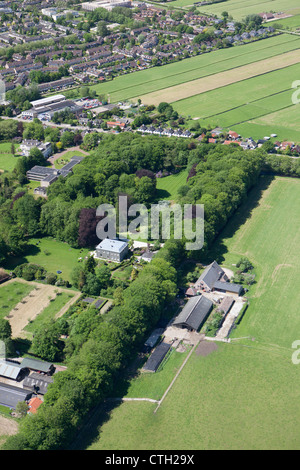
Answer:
[{"xmin": 28, "ymin": 397, "xmax": 43, "ymax": 414}]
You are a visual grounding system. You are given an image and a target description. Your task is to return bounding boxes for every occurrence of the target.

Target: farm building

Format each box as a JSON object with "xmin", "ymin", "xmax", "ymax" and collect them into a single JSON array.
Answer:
[
  {"xmin": 23, "ymin": 373, "xmax": 53, "ymax": 395},
  {"xmin": 213, "ymin": 281, "xmax": 243, "ymax": 297},
  {"xmin": 144, "ymin": 328, "xmax": 164, "ymax": 349},
  {"xmin": 0, "ymin": 383, "xmax": 32, "ymax": 409},
  {"xmin": 142, "ymin": 342, "xmax": 171, "ymax": 373},
  {"xmin": 27, "ymin": 396, "xmax": 43, "ymax": 414},
  {"xmin": 21, "ymin": 358, "xmax": 55, "ymax": 375},
  {"xmin": 95, "ymin": 238, "xmax": 128, "ymax": 262},
  {"xmin": 0, "ymin": 359, "xmax": 25, "ymax": 381},
  {"xmin": 173, "ymin": 295, "xmax": 213, "ymax": 331},
  {"xmin": 195, "ymin": 261, "xmax": 243, "ymax": 297}
]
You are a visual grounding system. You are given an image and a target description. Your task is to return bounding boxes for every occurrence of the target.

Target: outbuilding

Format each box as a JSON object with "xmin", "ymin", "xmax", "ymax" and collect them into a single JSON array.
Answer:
[{"xmin": 173, "ymin": 295, "xmax": 213, "ymax": 331}]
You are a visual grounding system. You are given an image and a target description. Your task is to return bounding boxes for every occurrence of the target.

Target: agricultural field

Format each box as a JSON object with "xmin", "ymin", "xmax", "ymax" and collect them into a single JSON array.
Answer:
[
  {"xmin": 3, "ymin": 238, "xmax": 90, "ymax": 284},
  {"xmin": 0, "ymin": 281, "xmax": 34, "ymax": 320},
  {"xmin": 77, "ymin": 176, "xmax": 300, "ymax": 450},
  {"xmin": 271, "ymin": 14, "xmax": 300, "ymax": 31},
  {"xmin": 165, "ymin": 0, "xmax": 300, "ymax": 20},
  {"xmin": 171, "ymin": 61, "xmax": 300, "ymax": 141},
  {"xmin": 0, "ymin": 279, "xmax": 79, "ymax": 338},
  {"xmin": 91, "ymin": 34, "xmax": 300, "ymax": 103}
]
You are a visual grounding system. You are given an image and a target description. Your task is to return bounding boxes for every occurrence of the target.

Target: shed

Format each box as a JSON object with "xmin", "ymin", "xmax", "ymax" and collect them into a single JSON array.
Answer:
[
  {"xmin": 144, "ymin": 328, "xmax": 164, "ymax": 349},
  {"xmin": 142, "ymin": 342, "xmax": 171, "ymax": 372}
]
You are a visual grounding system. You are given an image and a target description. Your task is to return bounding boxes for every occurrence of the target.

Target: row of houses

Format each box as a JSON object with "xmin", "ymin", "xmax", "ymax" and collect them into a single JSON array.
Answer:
[{"xmin": 138, "ymin": 125, "xmax": 192, "ymax": 138}]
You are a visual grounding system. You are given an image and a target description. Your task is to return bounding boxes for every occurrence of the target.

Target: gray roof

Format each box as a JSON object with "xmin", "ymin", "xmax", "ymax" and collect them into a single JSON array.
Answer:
[
  {"xmin": 143, "ymin": 342, "xmax": 171, "ymax": 372},
  {"xmin": 144, "ymin": 328, "xmax": 164, "ymax": 348},
  {"xmin": 21, "ymin": 357, "xmax": 53, "ymax": 373},
  {"xmin": 173, "ymin": 295, "xmax": 213, "ymax": 331},
  {"xmin": 96, "ymin": 238, "xmax": 128, "ymax": 253},
  {"xmin": 197, "ymin": 261, "xmax": 225, "ymax": 289},
  {"xmin": 213, "ymin": 281, "xmax": 243, "ymax": 295},
  {"xmin": 0, "ymin": 359, "xmax": 23, "ymax": 380},
  {"xmin": 0, "ymin": 383, "xmax": 31, "ymax": 409},
  {"xmin": 23, "ymin": 372, "xmax": 53, "ymax": 395}
]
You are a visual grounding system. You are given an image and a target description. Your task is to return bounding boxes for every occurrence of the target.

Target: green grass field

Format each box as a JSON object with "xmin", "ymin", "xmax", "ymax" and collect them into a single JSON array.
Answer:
[
  {"xmin": 156, "ymin": 170, "xmax": 189, "ymax": 201},
  {"xmin": 166, "ymin": 0, "xmax": 300, "ymax": 20},
  {"xmin": 114, "ymin": 347, "xmax": 191, "ymax": 401},
  {"xmin": 271, "ymin": 14, "xmax": 300, "ymax": 31},
  {"xmin": 91, "ymin": 34, "xmax": 300, "ymax": 103},
  {"xmin": 0, "ymin": 142, "xmax": 21, "ymax": 172},
  {"xmin": 0, "ymin": 281, "xmax": 34, "ymax": 319},
  {"xmin": 171, "ymin": 61, "xmax": 300, "ymax": 141},
  {"xmin": 77, "ymin": 176, "xmax": 300, "ymax": 450},
  {"xmin": 3, "ymin": 238, "xmax": 90, "ymax": 284}
]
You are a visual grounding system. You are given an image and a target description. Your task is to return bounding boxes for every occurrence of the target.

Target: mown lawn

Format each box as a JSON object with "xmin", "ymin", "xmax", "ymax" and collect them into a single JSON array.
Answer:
[
  {"xmin": 3, "ymin": 237, "xmax": 90, "ymax": 284},
  {"xmin": 78, "ymin": 176, "xmax": 300, "ymax": 450},
  {"xmin": 54, "ymin": 150, "xmax": 87, "ymax": 169},
  {"xmin": 156, "ymin": 169, "xmax": 189, "ymax": 201},
  {"xmin": 0, "ymin": 142, "xmax": 21, "ymax": 172}
]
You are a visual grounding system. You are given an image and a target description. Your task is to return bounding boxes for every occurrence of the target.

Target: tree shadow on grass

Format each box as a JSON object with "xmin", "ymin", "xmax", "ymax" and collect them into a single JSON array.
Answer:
[
  {"xmin": 69, "ymin": 352, "xmax": 149, "ymax": 450},
  {"xmin": 155, "ymin": 188, "xmax": 171, "ymax": 201},
  {"xmin": 2, "ymin": 244, "xmax": 41, "ymax": 271},
  {"xmin": 204, "ymin": 175, "xmax": 275, "ymax": 265}
]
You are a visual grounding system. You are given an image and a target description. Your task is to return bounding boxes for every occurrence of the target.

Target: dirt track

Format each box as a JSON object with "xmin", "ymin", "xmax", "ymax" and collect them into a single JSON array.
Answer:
[{"xmin": 3, "ymin": 278, "xmax": 80, "ymax": 338}]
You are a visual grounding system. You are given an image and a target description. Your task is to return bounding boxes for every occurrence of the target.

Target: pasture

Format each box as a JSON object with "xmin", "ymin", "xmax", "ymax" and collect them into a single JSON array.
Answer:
[
  {"xmin": 91, "ymin": 34, "xmax": 300, "ymax": 103},
  {"xmin": 78, "ymin": 176, "xmax": 300, "ymax": 450},
  {"xmin": 137, "ymin": 49, "xmax": 300, "ymax": 105},
  {"xmin": 171, "ymin": 61, "xmax": 300, "ymax": 141},
  {"xmin": 166, "ymin": 0, "xmax": 300, "ymax": 20}
]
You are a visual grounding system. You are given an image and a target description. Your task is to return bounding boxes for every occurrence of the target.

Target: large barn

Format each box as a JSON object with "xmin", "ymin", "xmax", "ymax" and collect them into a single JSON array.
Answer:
[{"xmin": 173, "ymin": 295, "xmax": 213, "ymax": 331}]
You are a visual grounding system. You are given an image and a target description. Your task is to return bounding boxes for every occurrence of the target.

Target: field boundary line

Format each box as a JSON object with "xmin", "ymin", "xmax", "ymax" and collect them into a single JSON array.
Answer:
[
  {"xmin": 153, "ymin": 337, "xmax": 201, "ymax": 414},
  {"xmin": 138, "ymin": 50, "xmax": 300, "ymax": 105},
  {"xmin": 98, "ymin": 35, "xmax": 300, "ymax": 98},
  {"xmin": 106, "ymin": 397, "xmax": 159, "ymax": 404}
]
